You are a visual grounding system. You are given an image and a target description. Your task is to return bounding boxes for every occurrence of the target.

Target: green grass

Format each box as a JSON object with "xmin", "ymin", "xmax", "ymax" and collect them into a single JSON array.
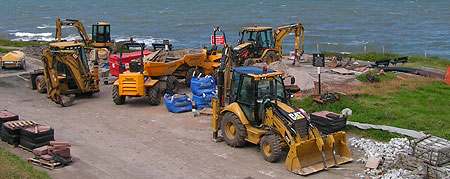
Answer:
[
  {"xmin": 0, "ymin": 146, "xmax": 50, "ymax": 178},
  {"xmin": 356, "ymin": 70, "xmax": 397, "ymax": 82},
  {"xmin": 0, "ymin": 48, "xmax": 10, "ymax": 53},
  {"xmin": 323, "ymin": 52, "xmax": 450, "ymax": 70},
  {"xmin": 292, "ymin": 82, "xmax": 450, "ymax": 141},
  {"xmin": 0, "ymin": 39, "xmax": 47, "ymax": 47}
]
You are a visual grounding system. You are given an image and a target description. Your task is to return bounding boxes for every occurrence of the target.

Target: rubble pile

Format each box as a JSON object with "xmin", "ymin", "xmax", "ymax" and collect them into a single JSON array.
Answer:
[
  {"xmin": 255, "ymin": 61, "xmax": 316, "ymax": 91},
  {"xmin": 349, "ymin": 137, "xmax": 411, "ymax": 167},
  {"xmin": 22, "ymin": 46, "xmax": 48, "ymax": 59}
]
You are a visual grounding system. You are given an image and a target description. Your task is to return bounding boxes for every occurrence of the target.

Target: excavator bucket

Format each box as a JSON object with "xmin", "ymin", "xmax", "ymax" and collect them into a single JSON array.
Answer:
[{"xmin": 285, "ymin": 130, "xmax": 352, "ymax": 175}]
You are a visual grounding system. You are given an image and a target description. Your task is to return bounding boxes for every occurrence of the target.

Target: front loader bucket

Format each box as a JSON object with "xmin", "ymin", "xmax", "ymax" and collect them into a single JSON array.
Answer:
[{"xmin": 284, "ymin": 131, "xmax": 352, "ymax": 175}]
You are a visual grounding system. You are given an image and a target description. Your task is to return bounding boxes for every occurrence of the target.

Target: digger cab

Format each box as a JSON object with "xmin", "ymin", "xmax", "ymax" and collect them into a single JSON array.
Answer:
[
  {"xmin": 91, "ymin": 22, "xmax": 111, "ymax": 48},
  {"xmin": 239, "ymin": 26, "xmax": 274, "ymax": 56}
]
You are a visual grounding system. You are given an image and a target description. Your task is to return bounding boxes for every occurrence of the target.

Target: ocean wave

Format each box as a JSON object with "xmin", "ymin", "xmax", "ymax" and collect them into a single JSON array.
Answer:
[
  {"xmin": 324, "ymin": 42, "xmax": 339, "ymax": 45},
  {"xmin": 351, "ymin": 40, "xmax": 369, "ymax": 45},
  {"xmin": 37, "ymin": 24, "xmax": 56, "ymax": 29},
  {"xmin": 10, "ymin": 32, "xmax": 53, "ymax": 37}
]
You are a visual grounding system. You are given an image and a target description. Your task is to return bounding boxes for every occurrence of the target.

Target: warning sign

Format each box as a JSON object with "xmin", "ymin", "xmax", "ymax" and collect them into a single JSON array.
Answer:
[{"xmin": 211, "ymin": 35, "xmax": 225, "ymax": 45}]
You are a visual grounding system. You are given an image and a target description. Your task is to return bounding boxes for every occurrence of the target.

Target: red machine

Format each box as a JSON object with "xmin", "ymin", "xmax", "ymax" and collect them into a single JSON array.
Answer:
[{"xmin": 109, "ymin": 49, "xmax": 151, "ymax": 76}]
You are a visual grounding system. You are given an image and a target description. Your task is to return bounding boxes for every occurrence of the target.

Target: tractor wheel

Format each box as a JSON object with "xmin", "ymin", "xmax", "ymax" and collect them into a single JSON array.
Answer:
[
  {"xmin": 165, "ymin": 75, "xmax": 179, "ymax": 94},
  {"xmin": 36, "ymin": 75, "xmax": 47, "ymax": 94},
  {"xmin": 112, "ymin": 85, "xmax": 125, "ymax": 105},
  {"xmin": 260, "ymin": 134, "xmax": 282, "ymax": 163},
  {"xmin": 243, "ymin": 59, "xmax": 255, "ymax": 66},
  {"xmin": 148, "ymin": 83, "xmax": 161, "ymax": 106},
  {"xmin": 262, "ymin": 51, "xmax": 279, "ymax": 65},
  {"xmin": 221, "ymin": 112, "xmax": 247, "ymax": 147},
  {"xmin": 185, "ymin": 68, "xmax": 199, "ymax": 87}
]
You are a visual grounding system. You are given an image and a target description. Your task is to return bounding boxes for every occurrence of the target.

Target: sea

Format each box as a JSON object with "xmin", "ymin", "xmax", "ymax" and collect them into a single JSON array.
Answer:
[{"xmin": 0, "ymin": 0, "xmax": 449, "ymax": 59}]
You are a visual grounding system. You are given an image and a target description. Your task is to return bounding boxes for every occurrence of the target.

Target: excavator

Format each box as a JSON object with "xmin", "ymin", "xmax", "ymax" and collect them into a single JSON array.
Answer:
[
  {"xmin": 211, "ymin": 44, "xmax": 352, "ymax": 175},
  {"xmin": 233, "ymin": 22, "xmax": 304, "ymax": 65},
  {"xmin": 29, "ymin": 41, "xmax": 100, "ymax": 106},
  {"xmin": 56, "ymin": 18, "xmax": 111, "ymax": 49}
]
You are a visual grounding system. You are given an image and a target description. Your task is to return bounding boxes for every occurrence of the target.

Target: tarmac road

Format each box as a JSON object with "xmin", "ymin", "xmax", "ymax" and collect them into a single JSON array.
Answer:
[{"xmin": 0, "ymin": 55, "xmax": 365, "ymax": 178}]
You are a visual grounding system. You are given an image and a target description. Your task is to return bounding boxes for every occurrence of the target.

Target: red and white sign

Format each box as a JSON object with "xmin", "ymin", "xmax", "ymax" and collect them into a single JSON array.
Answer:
[{"xmin": 211, "ymin": 35, "xmax": 225, "ymax": 45}]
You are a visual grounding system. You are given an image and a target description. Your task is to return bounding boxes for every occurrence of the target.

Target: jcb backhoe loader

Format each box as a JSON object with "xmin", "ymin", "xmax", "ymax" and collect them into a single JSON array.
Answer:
[
  {"xmin": 211, "ymin": 52, "xmax": 352, "ymax": 175},
  {"xmin": 112, "ymin": 43, "xmax": 161, "ymax": 105},
  {"xmin": 233, "ymin": 23, "xmax": 304, "ymax": 65},
  {"xmin": 56, "ymin": 18, "xmax": 111, "ymax": 49},
  {"xmin": 29, "ymin": 41, "xmax": 100, "ymax": 106}
]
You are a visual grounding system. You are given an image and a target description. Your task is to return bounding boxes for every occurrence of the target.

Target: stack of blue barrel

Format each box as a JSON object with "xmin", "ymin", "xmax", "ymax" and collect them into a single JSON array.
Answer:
[{"xmin": 190, "ymin": 75, "xmax": 216, "ymax": 110}]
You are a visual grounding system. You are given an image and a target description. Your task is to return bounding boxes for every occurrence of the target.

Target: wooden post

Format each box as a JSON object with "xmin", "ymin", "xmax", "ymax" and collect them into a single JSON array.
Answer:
[
  {"xmin": 364, "ymin": 46, "xmax": 366, "ymax": 54},
  {"xmin": 382, "ymin": 46, "xmax": 385, "ymax": 55},
  {"xmin": 425, "ymin": 49, "xmax": 427, "ymax": 59}
]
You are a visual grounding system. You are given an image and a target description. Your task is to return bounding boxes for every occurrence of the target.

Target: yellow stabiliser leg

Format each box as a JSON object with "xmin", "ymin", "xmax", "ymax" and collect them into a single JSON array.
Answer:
[{"xmin": 284, "ymin": 128, "xmax": 353, "ymax": 175}]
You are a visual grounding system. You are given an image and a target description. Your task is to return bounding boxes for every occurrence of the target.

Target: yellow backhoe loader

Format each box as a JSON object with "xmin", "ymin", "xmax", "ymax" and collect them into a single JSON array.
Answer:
[
  {"xmin": 56, "ymin": 18, "xmax": 111, "ymax": 49},
  {"xmin": 233, "ymin": 23, "xmax": 304, "ymax": 65},
  {"xmin": 29, "ymin": 41, "xmax": 100, "ymax": 106},
  {"xmin": 211, "ymin": 49, "xmax": 352, "ymax": 175}
]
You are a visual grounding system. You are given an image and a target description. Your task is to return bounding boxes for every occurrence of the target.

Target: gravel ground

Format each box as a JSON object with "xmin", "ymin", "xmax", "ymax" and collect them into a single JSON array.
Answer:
[{"xmin": 0, "ymin": 49, "xmax": 368, "ymax": 178}]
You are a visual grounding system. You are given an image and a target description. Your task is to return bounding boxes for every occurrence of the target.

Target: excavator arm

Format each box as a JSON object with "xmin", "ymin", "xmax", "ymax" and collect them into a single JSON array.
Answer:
[
  {"xmin": 56, "ymin": 19, "xmax": 91, "ymax": 46},
  {"xmin": 41, "ymin": 48, "xmax": 98, "ymax": 106},
  {"xmin": 273, "ymin": 23, "xmax": 305, "ymax": 61}
]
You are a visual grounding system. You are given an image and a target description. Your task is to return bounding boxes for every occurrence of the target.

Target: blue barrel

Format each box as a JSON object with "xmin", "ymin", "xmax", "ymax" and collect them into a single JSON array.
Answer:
[{"xmin": 164, "ymin": 94, "xmax": 192, "ymax": 113}]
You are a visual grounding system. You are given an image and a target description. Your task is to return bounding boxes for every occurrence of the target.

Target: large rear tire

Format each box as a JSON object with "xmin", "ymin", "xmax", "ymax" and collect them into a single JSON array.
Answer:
[
  {"xmin": 221, "ymin": 112, "xmax": 247, "ymax": 147},
  {"xmin": 260, "ymin": 134, "xmax": 282, "ymax": 163},
  {"xmin": 165, "ymin": 75, "xmax": 179, "ymax": 94},
  {"xmin": 262, "ymin": 51, "xmax": 279, "ymax": 65},
  {"xmin": 185, "ymin": 68, "xmax": 199, "ymax": 87},
  {"xmin": 112, "ymin": 85, "xmax": 125, "ymax": 105},
  {"xmin": 36, "ymin": 75, "xmax": 47, "ymax": 94},
  {"xmin": 148, "ymin": 83, "xmax": 161, "ymax": 106}
]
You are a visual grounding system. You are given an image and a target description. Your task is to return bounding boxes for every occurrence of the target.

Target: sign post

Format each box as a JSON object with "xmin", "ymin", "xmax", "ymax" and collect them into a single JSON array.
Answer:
[
  {"xmin": 312, "ymin": 54, "xmax": 325, "ymax": 94},
  {"xmin": 211, "ymin": 35, "xmax": 225, "ymax": 45}
]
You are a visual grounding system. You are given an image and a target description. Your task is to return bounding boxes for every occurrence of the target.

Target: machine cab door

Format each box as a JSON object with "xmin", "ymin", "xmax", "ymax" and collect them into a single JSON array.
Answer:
[
  {"xmin": 235, "ymin": 74, "xmax": 259, "ymax": 125},
  {"xmin": 92, "ymin": 24, "xmax": 110, "ymax": 43}
]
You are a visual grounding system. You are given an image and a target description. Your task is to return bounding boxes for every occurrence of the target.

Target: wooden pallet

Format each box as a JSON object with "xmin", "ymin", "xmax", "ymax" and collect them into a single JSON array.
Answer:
[
  {"xmin": 18, "ymin": 145, "xmax": 32, "ymax": 152},
  {"xmin": 6, "ymin": 120, "xmax": 36, "ymax": 130},
  {"xmin": 27, "ymin": 157, "xmax": 62, "ymax": 170}
]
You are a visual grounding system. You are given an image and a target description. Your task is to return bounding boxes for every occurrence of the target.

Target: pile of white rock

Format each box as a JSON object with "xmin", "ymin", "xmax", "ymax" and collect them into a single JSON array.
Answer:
[
  {"xmin": 349, "ymin": 137, "xmax": 423, "ymax": 178},
  {"xmin": 349, "ymin": 137, "xmax": 411, "ymax": 167}
]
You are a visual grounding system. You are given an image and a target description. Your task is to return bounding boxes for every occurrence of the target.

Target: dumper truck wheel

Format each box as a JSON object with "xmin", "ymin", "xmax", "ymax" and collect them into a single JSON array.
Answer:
[
  {"xmin": 263, "ymin": 51, "xmax": 278, "ymax": 65},
  {"xmin": 185, "ymin": 68, "xmax": 200, "ymax": 87},
  {"xmin": 21, "ymin": 60, "xmax": 26, "ymax": 69},
  {"xmin": 148, "ymin": 83, "xmax": 161, "ymax": 106},
  {"xmin": 165, "ymin": 76, "xmax": 179, "ymax": 94},
  {"xmin": 221, "ymin": 112, "xmax": 247, "ymax": 147},
  {"xmin": 260, "ymin": 134, "xmax": 282, "ymax": 162},
  {"xmin": 112, "ymin": 86, "xmax": 125, "ymax": 105},
  {"xmin": 36, "ymin": 75, "xmax": 47, "ymax": 94}
]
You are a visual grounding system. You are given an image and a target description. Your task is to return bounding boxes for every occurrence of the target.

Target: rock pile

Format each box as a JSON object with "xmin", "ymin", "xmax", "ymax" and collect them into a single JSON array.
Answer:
[{"xmin": 254, "ymin": 61, "xmax": 316, "ymax": 91}]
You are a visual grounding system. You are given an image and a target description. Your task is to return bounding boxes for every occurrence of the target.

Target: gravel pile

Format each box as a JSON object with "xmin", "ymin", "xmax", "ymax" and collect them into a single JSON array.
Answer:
[
  {"xmin": 22, "ymin": 46, "xmax": 49, "ymax": 59},
  {"xmin": 255, "ymin": 61, "xmax": 316, "ymax": 91}
]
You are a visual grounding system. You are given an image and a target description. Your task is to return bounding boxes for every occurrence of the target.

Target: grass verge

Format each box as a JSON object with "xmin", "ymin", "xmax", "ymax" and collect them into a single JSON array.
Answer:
[
  {"xmin": 0, "ymin": 48, "xmax": 10, "ymax": 53},
  {"xmin": 356, "ymin": 70, "xmax": 397, "ymax": 82},
  {"xmin": 0, "ymin": 39, "xmax": 47, "ymax": 47},
  {"xmin": 323, "ymin": 52, "xmax": 450, "ymax": 70},
  {"xmin": 0, "ymin": 146, "xmax": 50, "ymax": 178},
  {"xmin": 292, "ymin": 78, "xmax": 450, "ymax": 141}
]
